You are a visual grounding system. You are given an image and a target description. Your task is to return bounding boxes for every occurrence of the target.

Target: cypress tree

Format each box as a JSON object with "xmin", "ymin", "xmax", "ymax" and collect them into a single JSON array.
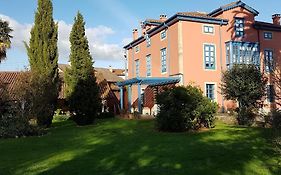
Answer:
[
  {"xmin": 24, "ymin": 0, "xmax": 59, "ymax": 127},
  {"xmin": 65, "ymin": 12, "xmax": 101, "ymax": 125}
]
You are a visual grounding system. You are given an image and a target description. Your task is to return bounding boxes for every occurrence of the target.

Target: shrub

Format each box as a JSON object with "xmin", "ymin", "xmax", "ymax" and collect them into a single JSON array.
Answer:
[
  {"xmin": 0, "ymin": 115, "xmax": 43, "ymax": 139},
  {"xmin": 13, "ymin": 72, "xmax": 57, "ymax": 127},
  {"xmin": 98, "ymin": 112, "xmax": 115, "ymax": 119},
  {"xmin": 156, "ymin": 85, "xmax": 218, "ymax": 132},
  {"xmin": 221, "ymin": 64, "xmax": 266, "ymax": 125}
]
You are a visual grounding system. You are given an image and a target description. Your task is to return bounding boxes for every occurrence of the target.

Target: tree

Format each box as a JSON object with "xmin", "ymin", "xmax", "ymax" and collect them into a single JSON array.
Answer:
[
  {"xmin": 221, "ymin": 64, "xmax": 266, "ymax": 125},
  {"xmin": 65, "ymin": 12, "xmax": 101, "ymax": 126},
  {"xmin": 0, "ymin": 19, "xmax": 13, "ymax": 62},
  {"xmin": 156, "ymin": 85, "xmax": 218, "ymax": 132},
  {"xmin": 24, "ymin": 0, "xmax": 59, "ymax": 127}
]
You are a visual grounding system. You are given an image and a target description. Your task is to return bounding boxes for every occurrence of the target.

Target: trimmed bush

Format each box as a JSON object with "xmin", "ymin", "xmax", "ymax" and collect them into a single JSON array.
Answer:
[{"xmin": 156, "ymin": 85, "xmax": 218, "ymax": 132}]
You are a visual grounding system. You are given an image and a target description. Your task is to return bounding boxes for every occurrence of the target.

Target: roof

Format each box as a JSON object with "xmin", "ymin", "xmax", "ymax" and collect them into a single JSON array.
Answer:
[
  {"xmin": 143, "ymin": 19, "xmax": 163, "ymax": 26},
  {"xmin": 209, "ymin": 0, "xmax": 259, "ymax": 17},
  {"xmin": 58, "ymin": 64, "xmax": 124, "ymax": 82},
  {"xmin": 95, "ymin": 68, "xmax": 124, "ymax": 82},
  {"xmin": 0, "ymin": 72, "xmax": 21, "ymax": 99},
  {"xmin": 124, "ymin": 13, "xmax": 228, "ymax": 49},
  {"xmin": 117, "ymin": 77, "xmax": 181, "ymax": 87},
  {"xmin": 111, "ymin": 68, "xmax": 125, "ymax": 76},
  {"xmin": 177, "ymin": 11, "xmax": 227, "ymax": 21},
  {"xmin": 254, "ymin": 21, "xmax": 281, "ymax": 32}
]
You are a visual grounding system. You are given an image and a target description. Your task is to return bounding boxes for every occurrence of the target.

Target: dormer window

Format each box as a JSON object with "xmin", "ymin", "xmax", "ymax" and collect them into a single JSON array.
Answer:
[{"xmin": 235, "ymin": 18, "xmax": 244, "ymax": 37}]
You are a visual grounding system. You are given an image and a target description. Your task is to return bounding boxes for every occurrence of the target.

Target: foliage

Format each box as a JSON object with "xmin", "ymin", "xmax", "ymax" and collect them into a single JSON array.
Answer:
[
  {"xmin": 0, "ymin": 113, "xmax": 44, "ymax": 139},
  {"xmin": 0, "ymin": 19, "xmax": 13, "ymax": 62},
  {"xmin": 64, "ymin": 12, "xmax": 101, "ymax": 126},
  {"xmin": 221, "ymin": 64, "xmax": 266, "ymax": 125},
  {"xmin": 24, "ymin": 0, "xmax": 59, "ymax": 127},
  {"xmin": 156, "ymin": 85, "xmax": 218, "ymax": 132},
  {"xmin": 13, "ymin": 72, "xmax": 58, "ymax": 127}
]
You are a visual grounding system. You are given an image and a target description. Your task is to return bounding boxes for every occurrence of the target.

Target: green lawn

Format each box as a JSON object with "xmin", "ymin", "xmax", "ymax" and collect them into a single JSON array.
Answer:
[{"xmin": 0, "ymin": 119, "xmax": 280, "ymax": 175}]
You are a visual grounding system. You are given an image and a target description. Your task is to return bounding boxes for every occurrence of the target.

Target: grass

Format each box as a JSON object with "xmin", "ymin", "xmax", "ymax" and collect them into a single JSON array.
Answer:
[{"xmin": 0, "ymin": 118, "xmax": 280, "ymax": 175}]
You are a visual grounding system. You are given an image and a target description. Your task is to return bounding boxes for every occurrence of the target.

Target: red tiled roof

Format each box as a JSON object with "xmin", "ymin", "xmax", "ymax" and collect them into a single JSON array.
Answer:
[
  {"xmin": 0, "ymin": 72, "xmax": 22, "ymax": 99},
  {"xmin": 177, "ymin": 11, "xmax": 227, "ymax": 21}
]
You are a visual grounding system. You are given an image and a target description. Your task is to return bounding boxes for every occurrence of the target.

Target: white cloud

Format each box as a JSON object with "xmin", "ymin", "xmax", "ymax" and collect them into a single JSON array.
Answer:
[
  {"xmin": 0, "ymin": 14, "xmax": 126, "ymax": 67},
  {"xmin": 0, "ymin": 14, "xmax": 32, "ymax": 51}
]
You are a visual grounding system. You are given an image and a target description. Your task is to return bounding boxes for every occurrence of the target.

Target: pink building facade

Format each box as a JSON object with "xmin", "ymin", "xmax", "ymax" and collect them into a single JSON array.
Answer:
[{"xmin": 123, "ymin": 1, "xmax": 281, "ymax": 113}]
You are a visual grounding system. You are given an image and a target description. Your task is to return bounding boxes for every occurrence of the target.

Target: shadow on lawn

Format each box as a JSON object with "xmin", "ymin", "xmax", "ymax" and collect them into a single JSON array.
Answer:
[{"xmin": 2, "ymin": 119, "xmax": 280, "ymax": 175}]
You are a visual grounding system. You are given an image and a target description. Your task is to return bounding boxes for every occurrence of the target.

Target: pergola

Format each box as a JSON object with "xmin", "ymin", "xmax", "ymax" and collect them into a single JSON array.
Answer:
[{"xmin": 117, "ymin": 77, "xmax": 181, "ymax": 113}]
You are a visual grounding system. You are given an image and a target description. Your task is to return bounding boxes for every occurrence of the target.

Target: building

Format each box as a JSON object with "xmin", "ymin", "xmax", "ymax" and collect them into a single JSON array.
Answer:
[
  {"xmin": 0, "ymin": 65, "xmax": 125, "ymax": 114},
  {"xmin": 122, "ymin": 0, "xmax": 281, "ymax": 114},
  {"xmin": 58, "ymin": 64, "xmax": 124, "ymax": 114}
]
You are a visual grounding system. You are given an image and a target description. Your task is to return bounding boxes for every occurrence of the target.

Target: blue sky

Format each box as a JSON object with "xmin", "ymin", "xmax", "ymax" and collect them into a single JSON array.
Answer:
[{"xmin": 0, "ymin": 0, "xmax": 280, "ymax": 71}]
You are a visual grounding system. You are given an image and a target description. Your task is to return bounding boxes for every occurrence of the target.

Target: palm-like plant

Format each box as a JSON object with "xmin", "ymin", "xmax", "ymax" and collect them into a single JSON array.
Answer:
[{"xmin": 0, "ymin": 19, "xmax": 13, "ymax": 62}]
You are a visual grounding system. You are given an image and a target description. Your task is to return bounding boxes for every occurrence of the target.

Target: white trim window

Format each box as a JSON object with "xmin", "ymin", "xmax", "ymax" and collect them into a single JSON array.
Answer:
[
  {"xmin": 135, "ymin": 59, "xmax": 140, "ymax": 77},
  {"xmin": 146, "ymin": 54, "xmax": 152, "ymax": 77},
  {"xmin": 161, "ymin": 48, "xmax": 167, "ymax": 73},
  {"xmin": 135, "ymin": 46, "xmax": 140, "ymax": 53},
  {"xmin": 206, "ymin": 84, "xmax": 215, "ymax": 100},
  {"xmin": 264, "ymin": 32, "xmax": 273, "ymax": 40},
  {"xmin": 235, "ymin": 18, "xmax": 244, "ymax": 37},
  {"xmin": 160, "ymin": 30, "xmax": 166, "ymax": 40},
  {"xmin": 204, "ymin": 44, "xmax": 216, "ymax": 70},
  {"xmin": 203, "ymin": 25, "xmax": 214, "ymax": 34}
]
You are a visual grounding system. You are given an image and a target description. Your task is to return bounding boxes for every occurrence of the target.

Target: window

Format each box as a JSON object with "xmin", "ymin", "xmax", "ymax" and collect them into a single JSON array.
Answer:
[
  {"xmin": 204, "ymin": 44, "xmax": 216, "ymax": 70},
  {"xmin": 235, "ymin": 18, "xmax": 244, "ymax": 37},
  {"xmin": 161, "ymin": 30, "xmax": 166, "ymax": 40},
  {"xmin": 206, "ymin": 84, "xmax": 215, "ymax": 100},
  {"xmin": 135, "ymin": 46, "xmax": 139, "ymax": 53},
  {"xmin": 204, "ymin": 25, "xmax": 214, "ymax": 34},
  {"xmin": 161, "ymin": 48, "xmax": 167, "ymax": 73},
  {"xmin": 145, "ymin": 34, "xmax": 151, "ymax": 47},
  {"xmin": 146, "ymin": 55, "xmax": 151, "ymax": 77},
  {"xmin": 135, "ymin": 59, "xmax": 140, "ymax": 77},
  {"xmin": 267, "ymin": 85, "xmax": 275, "ymax": 103},
  {"xmin": 146, "ymin": 37, "xmax": 151, "ymax": 47},
  {"xmin": 264, "ymin": 32, "xmax": 273, "ymax": 39},
  {"xmin": 264, "ymin": 49, "xmax": 274, "ymax": 73},
  {"xmin": 225, "ymin": 41, "xmax": 260, "ymax": 69}
]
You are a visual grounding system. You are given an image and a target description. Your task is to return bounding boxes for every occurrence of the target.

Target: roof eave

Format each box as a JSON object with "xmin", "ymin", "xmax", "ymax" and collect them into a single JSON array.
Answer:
[{"xmin": 124, "ymin": 14, "xmax": 228, "ymax": 49}]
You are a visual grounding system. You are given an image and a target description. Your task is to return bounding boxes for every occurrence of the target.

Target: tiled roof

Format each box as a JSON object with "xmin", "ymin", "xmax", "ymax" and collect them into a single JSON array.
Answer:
[
  {"xmin": 254, "ymin": 21, "xmax": 281, "ymax": 31},
  {"xmin": 209, "ymin": 0, "xmax": 259, "ymax": 17},
  {"xmin": 177, "ymin": 12, "xmax": 227, "ymax": 21},
  {"xmin": 111, "ymin": 68, "xmax": 125, "ymax": 76},
  {"xmin": 58, "ymin": 64, "xmax": 124, "ymax": 82},
  {"xmin": 0, "ymin": 72, "xmax": 22, "ymax": 99},
  {"xmin": 144, "ymin": 19, "xmax": 163, "ymax": 24},
  {"xmin": 95, "ymin": 68, "xmax": 124, "ymax": 82}
]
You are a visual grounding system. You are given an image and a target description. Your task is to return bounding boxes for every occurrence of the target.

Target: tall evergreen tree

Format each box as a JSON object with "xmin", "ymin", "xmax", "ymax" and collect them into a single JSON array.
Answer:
[
  {"xmin": 24, "ymin": 0, "xmax": 59, "ymax": 127},
  {"xmin": 0, "ymin": 19, "xmax": 13, "ymax": 62},
  {"xmin": 65, "ymin": 12, "xmax": 101, "ymax": 125}
]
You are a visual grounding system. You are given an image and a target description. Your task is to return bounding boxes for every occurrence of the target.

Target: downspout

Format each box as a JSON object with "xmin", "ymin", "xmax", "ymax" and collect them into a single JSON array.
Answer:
[
  {"xmin": 219, "ymin": 20, "xmax": 225, "ymax": 113},
  {"xmin": 164, "ymin": 23, "xmax": 171, "ymax": 76},
  {"xmin": 130, "ymin": 44, "xmax": 134, "ymax": 77}
]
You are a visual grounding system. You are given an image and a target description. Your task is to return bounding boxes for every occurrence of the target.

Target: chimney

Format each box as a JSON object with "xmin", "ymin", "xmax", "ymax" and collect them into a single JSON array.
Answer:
[
  {"xmin": 272, "ymin": 14, "xmax": 281, "ymax": 25},
  {"xmin": 159, "ymin": 14, "xmax": 167, "ymax": 22},
  {"xmin": 132, "ymin": 29, "xmax": 138, "ymax": 40},
  {"xmin": 109, "ymin": 65, "xmax": 113, "ymax": 72}
]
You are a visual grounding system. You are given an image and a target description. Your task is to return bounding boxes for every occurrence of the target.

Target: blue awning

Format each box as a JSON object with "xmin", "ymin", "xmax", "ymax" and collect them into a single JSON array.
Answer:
[{"xmin": 117, "ymin": 77, "xmax": 181, "ymax": 87}]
